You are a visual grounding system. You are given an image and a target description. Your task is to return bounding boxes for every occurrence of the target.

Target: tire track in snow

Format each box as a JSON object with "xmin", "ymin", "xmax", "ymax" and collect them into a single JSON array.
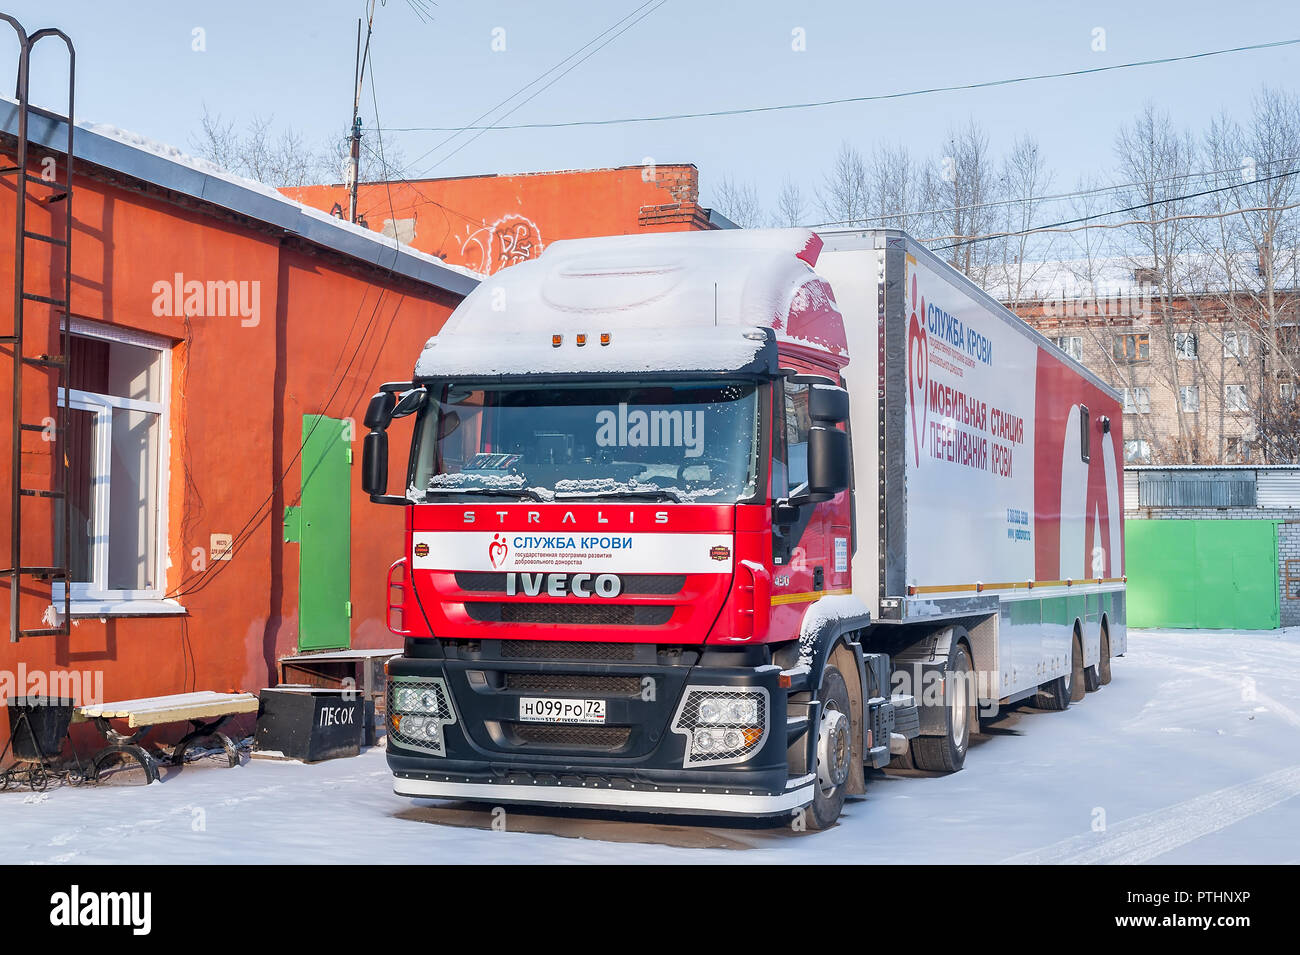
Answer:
[{"xmin": 1002, "ymin": 764, "xmax": 1300, "ymax": 864}]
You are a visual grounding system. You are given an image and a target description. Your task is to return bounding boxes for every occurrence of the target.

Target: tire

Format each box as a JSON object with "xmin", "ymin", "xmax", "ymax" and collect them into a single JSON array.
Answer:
[
  {"xmin": 1084, "ymin": 627, "xmax": 1102, "ymax": 692},
  {"xmin": 1033, "ymin": 628, "xmax": 1083, "ymax": 710},
  {"xmin": 1098, "ymin": 626, "xmax": 1113, "ymax": 686},
  {"xmin": 1069, "ymin": 629, "xmax": 1086, "ymax": 703},
  {"xmin": 805, "ymin": 665, "xmax": 852, "ymax": 831},
  {"xmin": 911, "ymin": 642, "xmax": 977, "ymax": 773}
]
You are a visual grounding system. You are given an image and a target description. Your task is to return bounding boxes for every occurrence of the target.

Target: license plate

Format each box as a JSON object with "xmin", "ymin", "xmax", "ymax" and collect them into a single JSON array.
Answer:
[{"xmin": 518, "ymin": 697, "xmax": 606, "ymax": 724}]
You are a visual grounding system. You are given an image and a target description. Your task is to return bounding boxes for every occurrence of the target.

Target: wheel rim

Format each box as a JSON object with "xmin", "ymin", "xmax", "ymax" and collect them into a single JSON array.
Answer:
[
  {"xmin": 951, "ymin": 670, "xmax": 969, "ymax": 746},
  {"xmin": 817, "ymin": 703, "xmax": 850, "ymax": 795}
]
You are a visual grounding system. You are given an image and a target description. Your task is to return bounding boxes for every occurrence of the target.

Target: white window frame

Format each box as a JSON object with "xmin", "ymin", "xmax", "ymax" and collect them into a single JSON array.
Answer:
[
  {"xmin": 53, "ymin": 321, "xmax": 180, "ymax": 616},
  {"xmin": 1124, "ymin": 439, "xmax": 1151, "ymax": 463},
  {"xmin": 1179, "ymin": 385, "xmax": 1199, "ymax": 412},
  {"xmin": 1225, "ymin": 383, "xmax": 1249, "ymax": 413},
  {"xmin": 1122, "ymin": 387, "xmax": 1151, "ymax": 414},
  {"xmin": 1055, "ymin": 335, "xmax": 1083, "ymax": 361},
  {"xmin": 1224, "ymin": 331, "xmax": 1250, "ymax": 358},
  {"xmin": 1174, "ymin": 332, "xmax": 1198, "ymax": 360}
]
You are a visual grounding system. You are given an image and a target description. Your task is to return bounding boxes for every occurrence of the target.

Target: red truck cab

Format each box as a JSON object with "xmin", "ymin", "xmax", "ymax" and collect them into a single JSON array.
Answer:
[{"xmin": 362, "ymin": 230, "xmax": 907, "ymax": 827}]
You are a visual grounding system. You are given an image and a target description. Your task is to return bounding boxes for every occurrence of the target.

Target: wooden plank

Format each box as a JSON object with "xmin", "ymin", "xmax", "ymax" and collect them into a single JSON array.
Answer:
[{"xmin": 75, "ymin": 691, "xmax": 259, "ymax": 728}]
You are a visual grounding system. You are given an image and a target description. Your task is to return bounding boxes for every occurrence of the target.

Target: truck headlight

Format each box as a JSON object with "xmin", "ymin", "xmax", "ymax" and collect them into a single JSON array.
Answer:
[
  {"xmin": 671, "ymin": 687, "xmax": 769, "ymax": 767},
  {"xmin": 388, "ymin": 676, "xmax": 456, "ymax": 756}
]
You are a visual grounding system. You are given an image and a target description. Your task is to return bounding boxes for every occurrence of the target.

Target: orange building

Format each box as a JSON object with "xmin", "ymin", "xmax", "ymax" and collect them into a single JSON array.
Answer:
[
  {"xmin": 282, "ymin": 164, "xmax": 734, "ymax": 275},
  {"xmin": 1, "ymin": 102, "xmax": 473, "ymax": 739}
]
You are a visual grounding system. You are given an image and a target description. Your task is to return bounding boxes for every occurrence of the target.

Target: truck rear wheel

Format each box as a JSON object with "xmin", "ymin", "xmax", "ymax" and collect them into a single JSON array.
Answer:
[
  {"xmin": 1069, "ymin": 629, "xmax": 1086, "ymax": 702},
  {"xmin": 1098, "ymin": 626, "xmax": 1113, "ymax": 686},
  {"xmin": 910, "ymin": 642, "xmax": 975, "ymax": 773},
  {"xmin": 1033, "ymin": 628, "xmax": 1083, "ymax": 709},
  {"xmin": 805, "ymin": 665, "xmax": 851, "ymax": 831}
]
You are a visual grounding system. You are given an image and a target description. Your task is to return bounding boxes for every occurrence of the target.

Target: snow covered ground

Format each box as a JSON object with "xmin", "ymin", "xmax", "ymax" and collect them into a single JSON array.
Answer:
[{"xmin": 3, "ymin": 628, "xmax": 1298, "ymax": 864}]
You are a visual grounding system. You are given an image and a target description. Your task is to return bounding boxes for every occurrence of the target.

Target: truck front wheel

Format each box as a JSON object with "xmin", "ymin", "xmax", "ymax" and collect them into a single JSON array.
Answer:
[
  {"xmin": 805, "ymin": 665, "xmax": 852, "ymax": 831},
  {"xmin": 911, "ymin": 642, "xmax": 976, "ymax": 773}
]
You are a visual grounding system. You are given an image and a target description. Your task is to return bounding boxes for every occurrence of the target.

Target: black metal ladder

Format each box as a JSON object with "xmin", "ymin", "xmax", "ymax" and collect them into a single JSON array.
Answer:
[{"xmin": 1, "ymin": 15, "xmax": 75, "ymax": 642}]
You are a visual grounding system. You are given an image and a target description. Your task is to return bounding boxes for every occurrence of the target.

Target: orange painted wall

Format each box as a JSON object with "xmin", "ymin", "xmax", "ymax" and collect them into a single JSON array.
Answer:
[
  {"xmin": 282, "ymin": 164, "xmax": 715, "ymax": 275},
  {"xmin": 0, "ymin": 147, "xmax": 462, "ymax": 735}
]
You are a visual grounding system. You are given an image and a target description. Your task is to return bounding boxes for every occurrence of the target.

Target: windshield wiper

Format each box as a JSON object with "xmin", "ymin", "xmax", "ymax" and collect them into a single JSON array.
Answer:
[
  {"xmin": 556, "ymin": 488, "xmax": 685, "ymax": 503},
  {"xmin": 424, "ymin": 486, "xmax": 545, "ymax": 501}
]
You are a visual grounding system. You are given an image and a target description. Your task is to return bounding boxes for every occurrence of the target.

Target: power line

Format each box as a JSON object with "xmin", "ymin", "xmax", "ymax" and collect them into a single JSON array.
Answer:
[
  {"xmin": 807, "ymin": 156, "xmax": 1300, "ymax": 229},
  {"xmin": 403, "ymin": 0, "xmax": 664, "ymax": 175},
  {"xmin": 378, "ymin": 37, "xmax": 1300, "ymax": 134},
  {"xmin": 930, "ymin": 165, "xmax": 1300, "ymax": 251}
]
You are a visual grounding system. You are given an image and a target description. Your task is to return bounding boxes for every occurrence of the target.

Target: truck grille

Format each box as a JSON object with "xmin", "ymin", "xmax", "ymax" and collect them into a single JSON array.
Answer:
[
  {"xmin": 504, "ymin": 672, "xmax": 643, "ymax": 696},
  {"xmin": 499, "ymin": 640, "xmax": 639, "ymax": 662},
  {"xmin": 455, "ymin": 572, "xmax": 686, "ymax": 595},
  {"xmin": 465, "ymin": 602, "xmax": 673, "ymax": 626},
  {"xmin": 506, "ymin": 723, "xmax": 631, "ymax": 750}
]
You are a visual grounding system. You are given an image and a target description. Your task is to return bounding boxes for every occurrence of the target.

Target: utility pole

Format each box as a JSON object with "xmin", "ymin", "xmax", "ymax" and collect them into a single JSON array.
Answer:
[{"xmin": 348, "ymin": 1, "xmax": 376, "ymax": 223}]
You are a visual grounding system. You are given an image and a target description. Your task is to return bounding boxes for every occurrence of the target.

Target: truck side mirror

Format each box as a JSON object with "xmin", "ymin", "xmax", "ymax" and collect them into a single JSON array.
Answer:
[
  {"xmin": 362, "ymin": 430, "xmax": 389, "ymax": 497},
  {"xmin": 806, "ymin": 425, "xmax": 850, "ymax": 496},
  {"xmin": 809, "ymin": 383, "xmax": 849, "ymax": 424},
  {"xmin": 391, "ymin": 388, "xmax": 427, "ymax": 420},
  {"xmin": 364, "ymin": 391, "xmax": 396, "ymax": 430}
]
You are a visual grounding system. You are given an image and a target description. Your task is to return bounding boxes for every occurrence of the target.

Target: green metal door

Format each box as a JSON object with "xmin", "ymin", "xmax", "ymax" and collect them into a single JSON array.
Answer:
[
  {"xmin": 1127, "ymin": 519, "xmax": 1279, "ymax": 630},
  {"xmin": 295, "ymin": 415, "xmax": 352, "ymax": 650}
]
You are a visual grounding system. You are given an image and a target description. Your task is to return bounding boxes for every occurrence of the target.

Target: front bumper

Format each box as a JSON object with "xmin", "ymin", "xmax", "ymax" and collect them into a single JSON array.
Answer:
[{"xmin": 386, "ymin": 640, "xmax": 809, "ymax": 816}]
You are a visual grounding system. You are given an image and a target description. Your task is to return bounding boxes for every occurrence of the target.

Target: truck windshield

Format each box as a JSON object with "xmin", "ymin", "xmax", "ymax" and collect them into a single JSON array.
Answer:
[{"xmin": 409, "ymin": 380, "xmax": 761, "ymax": 504}]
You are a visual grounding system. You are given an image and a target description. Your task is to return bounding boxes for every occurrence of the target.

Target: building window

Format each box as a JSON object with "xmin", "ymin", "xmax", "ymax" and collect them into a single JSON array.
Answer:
[
  {"xmin": 1174, "ymin": 332, "xmax": 1198, "ymax": 360},
  {"xmin": 1225, "ymin": 383, "xmax": 1249, "ymax": 413},
  {"xmin": 1224, "ymin": 331, "xmax": 1250, "ymax": 358},
  {"xmin": 1179, "ymin": 385, "xmax": 1200, "ymax": 412},
  {"xmin": 1122, "ymin": 387, "xmax": 1151, "ymax": 414},
  {"xmin": 1225, "ymin": 436, "xmax": 1251, "ymax": 462},
  {"xmin": 1124, "ymin": 439, "xmax": 1151, "ymax": 462},
  {"xmin": 1054, "ymin": 335, "xmax": 1083, "ymax": 361},
  {"xmin": 1114, "ymin": 333, "xmax": 1150, "ymax": 363},
  {"xmin": 57, "ymin": 326, "xmax": 171, "ymax": 608},
  {"xmin": 1281, "ymin": 381, "xmax": 1297, "ymax": 403}
]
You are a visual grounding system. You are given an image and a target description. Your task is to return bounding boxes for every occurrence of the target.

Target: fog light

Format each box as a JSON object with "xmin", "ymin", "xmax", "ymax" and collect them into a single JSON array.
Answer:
[
  {"xmin": 697, "ymin": 696, "xmax": 759, "ymax": 725},
  {"xmin": 672, "ymin": 686, "xmax": 769, "ymax": 767},
  {"xmin": 388, "ymin": 676, "xmax": 456, "ymax": 756}
]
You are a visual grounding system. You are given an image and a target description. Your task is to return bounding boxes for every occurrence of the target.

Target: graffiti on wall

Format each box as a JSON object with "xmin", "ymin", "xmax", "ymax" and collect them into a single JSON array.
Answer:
[{"xmin": 461, "ymin": 214, "xmax": 544, "ymax": 274}]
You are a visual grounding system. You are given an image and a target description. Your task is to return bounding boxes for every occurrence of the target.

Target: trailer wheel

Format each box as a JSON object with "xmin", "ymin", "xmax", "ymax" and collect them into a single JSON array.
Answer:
[
  {"xmin": 911, "ymin": 642, "xmax": 976, "ymax": 773},
  {"xmin": 1069, "ymin": 629, "xmax": 1086, "ymax": 703},
  {"xmin": 1098, "ymin": 626, "xmax": 1113, "ymax": 686},
  {"xmin": 804, "ymin": 665, "xmax": 851, "ymax": 831}
]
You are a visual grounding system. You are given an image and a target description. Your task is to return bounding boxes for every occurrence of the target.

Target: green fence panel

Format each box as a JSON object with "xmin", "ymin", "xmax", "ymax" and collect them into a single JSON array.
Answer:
[{"xmin": 1126, "ymin": 519, "xmax": 1279, "ymax": 630}]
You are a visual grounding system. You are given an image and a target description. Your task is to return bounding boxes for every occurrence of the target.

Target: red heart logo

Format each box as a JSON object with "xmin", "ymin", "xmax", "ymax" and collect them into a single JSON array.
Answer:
[
  {"xmin": 907, "ymin": 277, "xmax": 929, "ymax": 467},
  {"xmin": 488, "ymin": 535, "xmax": 508, "ymax": 568}
]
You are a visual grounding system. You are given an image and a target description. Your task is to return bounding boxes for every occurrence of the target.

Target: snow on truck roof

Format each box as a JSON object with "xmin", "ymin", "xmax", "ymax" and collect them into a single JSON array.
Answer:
[{"xmin": 414, "ymin": 228, "xmax": 846, "ymax": 379}]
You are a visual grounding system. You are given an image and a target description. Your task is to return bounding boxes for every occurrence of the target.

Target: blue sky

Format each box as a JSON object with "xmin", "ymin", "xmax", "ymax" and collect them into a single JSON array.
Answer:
[{"xmin": 10, "ymin": 1, "xmax": 1300, "ymax": 218}]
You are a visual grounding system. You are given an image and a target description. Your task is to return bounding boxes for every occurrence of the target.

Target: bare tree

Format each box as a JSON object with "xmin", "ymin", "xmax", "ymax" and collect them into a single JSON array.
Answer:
[
  {"xmin": 817, "ymin": 140, "xmax": 870, "ymax": 225},
  {"xmin": 770, "ymin": 176, "xmax": 807, "ymax": 227},
  {"xmin": 1112, "ymin": 104, "xmax": 1204, "ymax": 463},
  {"xmin": 931, "ymin": 120, "xmax": 1001, "ymax": 284},
  {"xmin": 193, "ymin": 106, "xmax": 337, "ymax": 188},
  {"xmin": 711, "ymin": 175, "xmax": 763, "ymax": 228},
  {"xmin": 994, "ymin": 135, "xmax": 1056, "ymax": 306},
  {"xmin": 1189, "ymin": 90, "xmax": 1300, "ymax": 462}
]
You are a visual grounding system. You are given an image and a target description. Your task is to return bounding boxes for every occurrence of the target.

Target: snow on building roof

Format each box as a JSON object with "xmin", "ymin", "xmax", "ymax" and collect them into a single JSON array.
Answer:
[
  {"xmin": 415, "ymin": 229, "xmax": 829, "ymax": 379},
  {"xmin": 0, "ymin": 98, "xmax": 479, "ymax": 297}
]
